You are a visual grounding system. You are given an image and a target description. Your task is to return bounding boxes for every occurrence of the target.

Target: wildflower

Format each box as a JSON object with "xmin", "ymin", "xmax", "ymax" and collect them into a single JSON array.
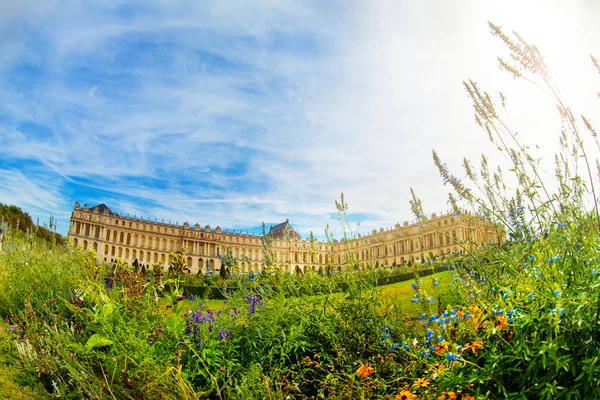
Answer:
[
  {"xmin": 463, "ymin": 340, "xmax": 483, "ymax": 354},
  {"xmin": 356, "ymin": 364, "xmax": 374, "ymax": 379},
  {"xmin": 446, "ymin": 353, "xmax": 458, "ymax": 361},
  {"xmin": 430, "ymin": 362, "xmax": 446, "ymax": 379},
  {"xmin": 247, "ymin": 295, "xmax": 261, "ymax": 314},
  {"xmin": 189, "ymin": 294, "xmax": 195, "ymax": 301},
  {"xmin": 434, "ymin": 345, "xmax": 449, "ymax": 356},
  {"xmin": 156, "ymin": 327, "xmax": 164, "ymax": 333},
  {"xmin": 413, "ymin": 377, "xmax": 430, "ymax": 387},
  {"xmin": 218, "ymin": 330, "xmax": 229, "ymax": 341},
  {"xmin": 438, "ymin": 392, "xmax": 457, "ymax": 400},
  {"xmin": 396, "ymin": 391, "xmax": 418, "ymax": 400},
  {"xmin": 554, "ymin": 290, "xmax": 560, "ymax": 297}
]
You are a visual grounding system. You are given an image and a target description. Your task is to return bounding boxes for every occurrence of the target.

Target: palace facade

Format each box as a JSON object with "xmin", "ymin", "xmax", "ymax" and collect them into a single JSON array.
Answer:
[{"xmin": 68, "ymin": 202, "xmax": 503, "ymax": 274}]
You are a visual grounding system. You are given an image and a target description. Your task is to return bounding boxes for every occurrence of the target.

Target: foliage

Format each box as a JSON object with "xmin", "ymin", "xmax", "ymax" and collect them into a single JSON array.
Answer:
[{"xmin": 0, "ymin": 202, "xmax": 65, "ymax": 246}]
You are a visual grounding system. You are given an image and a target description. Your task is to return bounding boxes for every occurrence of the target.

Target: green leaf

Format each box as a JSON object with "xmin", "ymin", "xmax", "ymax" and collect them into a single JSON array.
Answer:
[
  {"xmin": 85, "ymin": 333, "xmax": 113, "ymax": 349},
  {"xmin": 165, "ymin": 315, "xmax": 185, "ymax": 334}
]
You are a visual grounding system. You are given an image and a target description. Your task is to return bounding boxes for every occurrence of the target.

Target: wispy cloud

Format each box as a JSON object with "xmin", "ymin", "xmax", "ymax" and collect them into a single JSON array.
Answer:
[{"xmin": 0, "ymin": 0, "xmax": 598, "ymax": 238}]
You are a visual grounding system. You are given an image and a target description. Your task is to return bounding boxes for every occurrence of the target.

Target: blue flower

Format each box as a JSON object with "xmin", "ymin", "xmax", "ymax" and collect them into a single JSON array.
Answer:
[
  {"xmin": 554, "ymin": 290, "xmax": 560, "ymax": 297},
  {"xmin": 447, "ymin": 353, "xmax": 457, "ymax": 361}
]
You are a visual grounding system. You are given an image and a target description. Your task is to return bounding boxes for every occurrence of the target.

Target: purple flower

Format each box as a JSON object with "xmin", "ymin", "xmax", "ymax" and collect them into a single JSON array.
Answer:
[
  {"xmin": 218, "ymin": 329, "xmax": 230, "ymax": 341},
  {"xmin": 247, "ymin": 295, "xmax": 261, "ymax": 314},
  {"xmin": 156, "ymin": 327, "xmax": 164, "ymax": 333},
  {"xmin": 188, "ymin": 294, "xmax": 195, "ymax": 301}
]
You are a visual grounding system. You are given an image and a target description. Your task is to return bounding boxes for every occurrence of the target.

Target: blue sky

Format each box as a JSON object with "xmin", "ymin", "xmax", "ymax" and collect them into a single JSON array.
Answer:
[{"xmin": 1, "ymin": 1, "xmax": 599, "ymax": 237}]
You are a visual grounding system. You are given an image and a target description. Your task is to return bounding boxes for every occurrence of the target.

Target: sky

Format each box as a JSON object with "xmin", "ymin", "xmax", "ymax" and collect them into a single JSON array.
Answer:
[{"xmin": 0, "ymin": 0, "xmax": 599, "ymax": 238}]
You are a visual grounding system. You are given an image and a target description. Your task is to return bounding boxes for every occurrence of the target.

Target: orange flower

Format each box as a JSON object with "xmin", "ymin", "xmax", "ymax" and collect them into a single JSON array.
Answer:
[
  {"xmin": 463, "ymin": 340, "xmax": 483, "ymax": 355},
  {"xmin": 497, "ymin": 315, "xmax": 508, "ymax": 331},
  {"xmin": 470, "ymin": 340, "xmax": 483, "ymax": 353},
  {"xmin": 434, "ymin": 340, "xmax": 450, "ymax": 356},
  {"xmin": 429, "ymin": 362, "xmax": 446, "ymax": 379},
  {"xmin": 437, "ymin": 392, "xmax": 457, "ymax": 400},
  {"xmin": 396, "ymin": 391, "xmax": 419, "ymax": 400},
  {"xmin": 461, "ymin": 396, "xmax": 476, "ymax": 400},
  {"xmin": 456, "ymin": 309, "xmax": 465, "ymax": 319},
  {"xmin": 356, "ymin": 363, "xmax": 374, "ymax": 379},
  {"xmin": 413, "ymin": 377, "xmax": 431, "ymax": 387}
]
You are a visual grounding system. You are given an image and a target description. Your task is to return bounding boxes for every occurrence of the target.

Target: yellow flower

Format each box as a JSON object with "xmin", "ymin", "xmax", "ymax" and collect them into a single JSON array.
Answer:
[
  {"xmin": 437, "ymin": 392, "xmax": 457, "ymax": 400},
  {"xmin": 396, "ymin": 390, "xmax": 419, "ymax": 400},
  {"xmin": 356, "ymin": 363, "xmax": 374, "ymax": 379},
  {"xmin": 413, "ymin": 377, "xmax": 431, "ymax": 387}
]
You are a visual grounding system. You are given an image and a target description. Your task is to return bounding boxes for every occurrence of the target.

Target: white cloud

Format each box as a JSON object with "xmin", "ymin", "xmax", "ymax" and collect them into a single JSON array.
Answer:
[{"xmin": 0, "ymin": 0, "xmax": 599, "ymax": 238}]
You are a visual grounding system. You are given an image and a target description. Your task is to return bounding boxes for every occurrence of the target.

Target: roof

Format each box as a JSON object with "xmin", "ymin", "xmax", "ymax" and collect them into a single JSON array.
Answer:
[
  {"xmin": 90, "ymin": 203, "xmax": 117, "ymax": 216},
  {"xmin": 268, "ymin": 219, "xmax": 301, "ymax": 240}
]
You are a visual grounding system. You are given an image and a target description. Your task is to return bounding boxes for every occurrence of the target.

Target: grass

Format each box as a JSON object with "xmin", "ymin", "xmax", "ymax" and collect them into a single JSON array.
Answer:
[
  {"xmin": 0, "ymin": 320, "xmax": 48, "ymax": 399},
  {"xmin": 378, "ymin": 270, "xmax": 453, "ymax": 316}
]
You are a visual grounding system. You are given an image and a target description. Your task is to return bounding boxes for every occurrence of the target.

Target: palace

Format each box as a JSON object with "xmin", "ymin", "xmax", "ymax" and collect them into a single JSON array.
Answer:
[{"xmin": 68, "ymin": 202, "xmax": 503, "ymax": 274}]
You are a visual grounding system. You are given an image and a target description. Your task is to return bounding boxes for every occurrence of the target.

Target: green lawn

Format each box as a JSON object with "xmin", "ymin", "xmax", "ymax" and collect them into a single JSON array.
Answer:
[
  {"xmin": 160, "ymin": 270, "xmax": 456, "ymax": 318},
  {"xmin": 378, "ymin": 270, "xmax": 454, "ymax": 316}
]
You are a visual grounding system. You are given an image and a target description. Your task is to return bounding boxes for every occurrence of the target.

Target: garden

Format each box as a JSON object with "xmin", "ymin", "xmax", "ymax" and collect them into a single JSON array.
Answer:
[{"xmin": 1, "ymin": 23, "xmax": 600, "ymax": 399}]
